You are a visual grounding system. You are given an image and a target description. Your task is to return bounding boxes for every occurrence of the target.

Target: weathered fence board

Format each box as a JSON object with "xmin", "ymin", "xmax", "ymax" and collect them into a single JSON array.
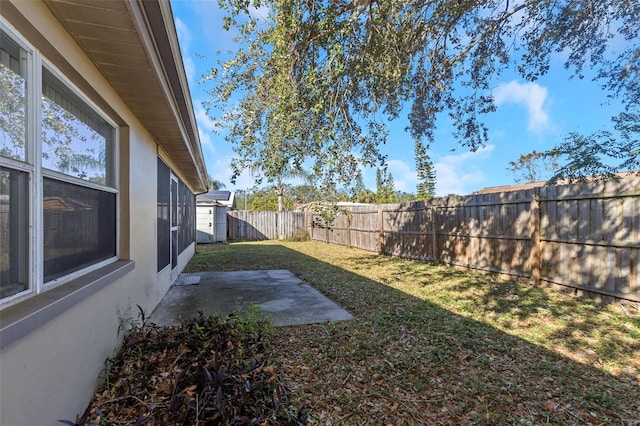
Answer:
[
  {"xmin": 227, "ymin": 211, "xmax": 307, "ymax": 241},
  {"xmin": 308, "ymin": 175, "xmax": 640, "ymax": 304}
]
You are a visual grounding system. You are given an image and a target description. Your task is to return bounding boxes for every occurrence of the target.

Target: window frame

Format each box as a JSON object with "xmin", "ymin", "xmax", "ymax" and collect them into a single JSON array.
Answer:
[{"xmin": 0, "ymin": 18, "xmax": 120, "ymax": 307}]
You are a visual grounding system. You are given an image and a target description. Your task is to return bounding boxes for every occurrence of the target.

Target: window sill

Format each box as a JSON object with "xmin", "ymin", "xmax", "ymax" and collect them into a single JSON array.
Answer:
[{"xmin": 0, "ymin": 260, "xmax": 135, "ymax": 350}]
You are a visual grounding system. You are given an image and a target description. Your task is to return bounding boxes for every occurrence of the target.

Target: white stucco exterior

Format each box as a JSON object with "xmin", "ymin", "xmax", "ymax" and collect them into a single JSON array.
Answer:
[{"xmin": 0, "ymin": 1, "xmax": 208, "ymax": 424}]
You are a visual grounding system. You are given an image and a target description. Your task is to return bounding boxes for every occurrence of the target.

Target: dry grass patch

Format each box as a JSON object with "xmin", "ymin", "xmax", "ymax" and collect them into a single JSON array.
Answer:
[{"xmin": 187, "ymin": 241, "xmax": 639, "ymax": 425}]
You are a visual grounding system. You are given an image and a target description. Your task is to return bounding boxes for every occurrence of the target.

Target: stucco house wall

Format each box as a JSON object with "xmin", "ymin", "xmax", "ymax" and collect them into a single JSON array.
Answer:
[{"xmin": 0, "ymin": 1, "xmax": 208, "ymax": 424}]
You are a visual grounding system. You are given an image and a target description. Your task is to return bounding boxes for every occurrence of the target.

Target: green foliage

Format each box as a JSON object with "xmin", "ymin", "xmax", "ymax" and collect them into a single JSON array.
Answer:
[
  {"xmin": 207, "ymin": 0, "xmax": 638, "ymax": 185},
  {"xmin": 249, "ymin": 186, "xmax": 293, "ymax": 210},
  {"xmin": 414, "ymin": 140, "xmax": 436, "ymax": 200},
  {"xmin": 545, "ymin": 112, "xmax": 640, "ymax": 183},
  {"xmin": 207, "ymin": 176, "xmax": 226, "ymax": 190},
  {"xmin": 507, "ymin": 150, "xmax": 561, "ymax": 183},
  {"xmin": 375, "ymin": 168, "xmax": 398, "ymax": 203},
  {"xmin": 247, "ymin": 184, "xmax": 351, "ymax": 210}
]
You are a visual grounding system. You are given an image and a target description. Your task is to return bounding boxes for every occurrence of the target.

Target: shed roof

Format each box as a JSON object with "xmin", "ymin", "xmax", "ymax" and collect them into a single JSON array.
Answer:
[{"xmin": 197, "ymin": 191, "xmax": 235, "ymax": 208}]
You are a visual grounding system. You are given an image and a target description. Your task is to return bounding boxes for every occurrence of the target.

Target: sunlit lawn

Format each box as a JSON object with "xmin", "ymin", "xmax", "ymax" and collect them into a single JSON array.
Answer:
[{"xmin": 187, "ymin": 240, "xmax": 640, "ymax": 425}]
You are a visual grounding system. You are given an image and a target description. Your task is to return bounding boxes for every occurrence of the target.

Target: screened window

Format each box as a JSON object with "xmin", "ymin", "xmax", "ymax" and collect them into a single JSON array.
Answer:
[
  {"xmin": 157, "ymin": 158, "xmax": 170, "ymax": 272},
  {"xmin": 0, "ymin": 166, "xmax": 28, "ymax": 299},
  {"xmin": 178, "ymin": 179, "xmax": 195, "ymax": 252},
  {"xmin": 43, "ymin": 178, "xmax": 116, "ymax": 282}
]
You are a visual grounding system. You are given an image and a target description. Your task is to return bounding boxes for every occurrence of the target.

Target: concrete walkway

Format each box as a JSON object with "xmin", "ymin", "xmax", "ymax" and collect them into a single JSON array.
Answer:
[{"xmin": 149, "ymin": 270, "xmax": 353, "ymax": 327}]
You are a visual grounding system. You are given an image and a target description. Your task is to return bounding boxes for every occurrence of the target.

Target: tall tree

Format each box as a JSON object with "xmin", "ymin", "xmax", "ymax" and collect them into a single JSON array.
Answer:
[
  {"xmin": 375, "ymin": 168, "xmax": 397, "ymax": 204},
  {"xmin": 208, "ymin": 176, "xmax": 227, "ymax": 190},
  {"xmin": 209, "ymin": 0, "xmax": 639, "ymax": 185},
  {"xmin": 507, "ymin": 150, "xmax": 561, "ymax": 183},
  {"xmin": 415, "ymin": 140, "xmax": 436, "ymax": 200}
]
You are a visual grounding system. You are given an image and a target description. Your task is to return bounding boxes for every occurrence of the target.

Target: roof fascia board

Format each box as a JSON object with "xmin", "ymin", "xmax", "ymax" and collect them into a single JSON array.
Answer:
[{"xmin": 126, "ymin": 0, "xmax": 208, "ymax": 191}]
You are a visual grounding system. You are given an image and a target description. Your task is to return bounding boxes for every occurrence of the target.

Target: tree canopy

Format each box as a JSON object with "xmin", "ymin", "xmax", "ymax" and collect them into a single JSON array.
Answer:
[{"xmin": 206, "ymin": 0, "xmax": 639, "ymax": 190}]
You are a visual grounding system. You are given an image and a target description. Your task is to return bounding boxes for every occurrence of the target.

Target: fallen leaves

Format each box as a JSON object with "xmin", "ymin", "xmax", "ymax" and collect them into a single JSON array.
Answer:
[{"xmin": 77, "ymin": 310, "xmax": 309, "ymax": 425}]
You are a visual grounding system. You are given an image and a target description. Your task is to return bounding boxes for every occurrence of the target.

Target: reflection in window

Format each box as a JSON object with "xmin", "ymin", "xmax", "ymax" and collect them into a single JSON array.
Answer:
[
  {"xmin": 0, "ymin": 29, "xmax": 27, "ymax": 161},
  {"xmin": 42, "ymin": 68, "xmax": 114, "ymax": 186},
  {"xmin": 0, "ymin": 166, "xmax": 28, "ymax": 298},
  {"xmin": 43, "ymin": 177, "xmax": 116, "ymax": 282}
]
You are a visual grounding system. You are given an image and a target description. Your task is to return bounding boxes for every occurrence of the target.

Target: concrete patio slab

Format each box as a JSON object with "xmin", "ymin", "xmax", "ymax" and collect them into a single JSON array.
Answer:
[{"xmin": 149, "ymin": 270, "xmax": 353, "ymax": 327}]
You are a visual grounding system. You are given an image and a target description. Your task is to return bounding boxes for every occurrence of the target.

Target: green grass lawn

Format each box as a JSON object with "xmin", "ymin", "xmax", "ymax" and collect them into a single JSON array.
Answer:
[{"xmin": 187, "ymin": 241, "xmax": 640, "ymax": 425}]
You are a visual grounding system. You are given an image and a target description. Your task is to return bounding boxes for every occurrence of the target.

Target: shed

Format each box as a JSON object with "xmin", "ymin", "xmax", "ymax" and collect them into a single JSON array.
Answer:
[{"xmin": 196, "ymin": 191, "xmax": 236, "ymax": 243}]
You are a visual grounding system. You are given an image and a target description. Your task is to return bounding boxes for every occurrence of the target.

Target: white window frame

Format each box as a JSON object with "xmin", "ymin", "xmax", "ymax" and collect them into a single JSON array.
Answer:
[{"xmin": 0, "ymin": 18, "xmax": 119, "ymax": 307}]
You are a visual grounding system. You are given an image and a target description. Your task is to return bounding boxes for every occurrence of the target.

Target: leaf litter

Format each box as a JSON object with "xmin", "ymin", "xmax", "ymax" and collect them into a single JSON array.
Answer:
[{"xmin": 75, "ymin": 309, "xmax": 309, "ymax": 425}]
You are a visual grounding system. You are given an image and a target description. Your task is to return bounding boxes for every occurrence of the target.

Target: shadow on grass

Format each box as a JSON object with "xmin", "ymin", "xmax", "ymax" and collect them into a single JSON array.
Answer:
[{"xmin": 187, "ymin": 242, "xmax": 639, "ymax": 425}]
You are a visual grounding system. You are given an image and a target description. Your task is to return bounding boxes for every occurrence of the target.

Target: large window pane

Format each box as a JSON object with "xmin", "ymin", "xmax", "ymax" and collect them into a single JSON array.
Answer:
[
  {"xmin": 0, "ymin": 166, "xmax": 28, "ymax": 298},
  {"xmin": 43, "ymin": 177, "xmax": 116, "ymax": 282},
  {"xmin": 0, "ymin": 30, "xmax": 27, "ymax": 161},
  {"xmin": 42, "ymin": 68, "xmax": 114, "ymax": 186}
]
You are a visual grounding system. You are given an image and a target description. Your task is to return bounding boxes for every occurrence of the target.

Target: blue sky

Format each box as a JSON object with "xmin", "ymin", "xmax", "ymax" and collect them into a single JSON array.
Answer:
[{"xmin": 170, "ymin": 0, "xmax": 623, "ymax": 196}]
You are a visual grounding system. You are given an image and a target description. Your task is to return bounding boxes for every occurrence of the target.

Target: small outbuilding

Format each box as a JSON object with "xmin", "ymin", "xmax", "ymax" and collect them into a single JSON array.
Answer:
[{"xmin": 196, "ymin": 191, "xmax": 236, "ymax": 243}]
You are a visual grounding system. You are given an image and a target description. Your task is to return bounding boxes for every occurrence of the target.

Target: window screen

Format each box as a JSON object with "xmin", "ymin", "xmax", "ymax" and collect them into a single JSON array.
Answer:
[
  {"xmin": 178, "ymin": 179, "xmax": 195, "ymax": 252},
  {"xmin": 157, "ymin": 158, "xmax": 170, "ymax": 272},
  {"xmin": 43, "ymin": 177, "xmax": 116, "ymax": 282},
  {"xmin": 0, "ymin": 166, "xmax": 28, "ymax": 298}
]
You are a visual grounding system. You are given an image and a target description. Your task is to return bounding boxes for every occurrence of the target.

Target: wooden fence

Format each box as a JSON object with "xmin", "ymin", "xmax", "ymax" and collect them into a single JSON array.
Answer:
[
  {"xmin": 309, "ymin": 176, "xmax": 640, "ymax": 304},
  {"xmin": 227, "ymin": 210, "xmax": 307, "ymax": 240}
]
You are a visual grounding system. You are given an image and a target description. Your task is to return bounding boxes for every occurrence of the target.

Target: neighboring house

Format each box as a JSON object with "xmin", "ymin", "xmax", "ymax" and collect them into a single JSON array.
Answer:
[
  {"xmin": 472, "ymin": 181, "xmax": 547, "ymax": 195},
  {"xmin": 0, "ymin": 1, "xmax": 208, "ymax": 424},
  {"xmin": 196, "ymin": 191, "xmax": 235, "ymax": 243}
]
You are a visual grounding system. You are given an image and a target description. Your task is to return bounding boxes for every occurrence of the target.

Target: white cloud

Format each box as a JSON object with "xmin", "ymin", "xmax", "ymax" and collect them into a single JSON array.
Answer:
[
  {"xmin": 207, "ymin": 155, "xmax": 254, "ymax": 190},
  {"xmin": 434, "ymin": 145, "xmax": 495, "ymax": 196},
  {"xmin": 493, "ymin": 81, "xmax": 549, "ymax": 132},
  {"xmin": 194, "ymin": 103, "xmax": 217, "ymax": 133},
  {"xmin": 175, "ymin": 18, "xmax": 195, "ymax": 82},
  {"xmin": 387, "ymin": 159, "xmax": 417, "ymax": 192},
  {"xmin": 174, "ymin": 18, "xmax": 192, "ymax": 52},
  {"xmin": 183, "ymin": 56, "xmax": 195, "ymax": 83},
  {"xmin": 198, "ymin": 128, "xmax": 215, "ymax": 158}
]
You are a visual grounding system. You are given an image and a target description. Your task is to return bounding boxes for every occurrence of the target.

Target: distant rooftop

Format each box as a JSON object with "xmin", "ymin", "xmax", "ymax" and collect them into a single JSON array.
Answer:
[
  {"xmin": 198, "ymin": 191, "xmax": 231, "ymax": 202},
  {"xmin": 196, "ymin": 191, "xmax": 236, "ymax": 209}
]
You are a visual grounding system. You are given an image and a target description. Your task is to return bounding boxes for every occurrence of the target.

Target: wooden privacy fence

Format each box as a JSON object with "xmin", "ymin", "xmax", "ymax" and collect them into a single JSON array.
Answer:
[
  {"xmin": 227, "ymin": 210, "xmax": 307, "ymax": 240},
  {"xmin": 310, "ymin": 176, "xmax": 640, "ymax": 304}
]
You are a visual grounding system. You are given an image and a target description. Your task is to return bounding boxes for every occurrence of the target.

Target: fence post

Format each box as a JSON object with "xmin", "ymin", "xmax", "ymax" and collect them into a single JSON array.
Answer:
[
  {"xmin": 431, "ymin": 203, "xmax": 439, "ymax": 263},
  {"xmin": 530, "ymin": 193, "xmax": 541, "ymax": 286},
  {"xmin": 378, "ymin": 205, "xmax": 384, "ymax": 254},
  {"xmin": 346, "ymin": 210, "xmax": 352, "ymax": 248}
]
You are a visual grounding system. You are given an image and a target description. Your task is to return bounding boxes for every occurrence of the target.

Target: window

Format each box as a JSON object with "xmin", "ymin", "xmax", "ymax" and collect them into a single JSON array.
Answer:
[
  {"xmin": 42, "ymin": 68, "xmax": 114, "ymax": 186},
  {"xmin": 0, "ymin": 167, "xmax": 28, "ymax": 299},
  {"xmin": 178, "ymin": 179, "xmax": 195, "ymax": 252},
  {"xmin": 157, "ymin": 158, "xmax": 195, "ymax": 273},
  {"xmin": 43, "ymin": 178, "xmax": 116, "ymax": 282},
  {"xmin": 0, "ymin": 23, "xmax": 117, "ymax": 305},
  {"xmin": 157, "ymin": 158, "xmax": 170, "ymax": 272}
]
